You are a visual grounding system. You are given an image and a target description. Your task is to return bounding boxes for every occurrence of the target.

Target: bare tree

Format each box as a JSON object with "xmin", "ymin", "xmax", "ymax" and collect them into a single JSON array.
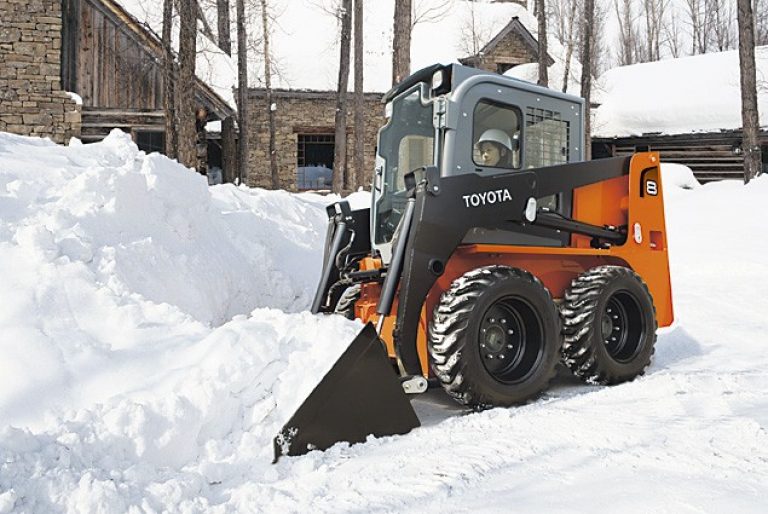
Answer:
[
  {"xmin": 236, "ymin": 0, "xmax": 249, "ymax": 185},
  {"xmin": 333, "ymin": 0, "xmax": 353, "ymax": 193},
  {"xmin": 257, "ymin": 0, "xmax": 279, "ymax": 189},
  {"xmin": 217, "ymin": 0, "xmax": 232, "ymax": 55},
  {"xmin": 560, "ymin": 0, "xmax": 578, "ymax": 92},
  {"xmin": 162, "ymin": 0, "xmax": 178, "ymax": 159},
  {"xmin": 412, "ymin": 0, "xmax": 453, "ymax": 28},
  {"xmin": 353, "ymin": 0, "xmax": 365, "ymax": 190},
  {"xmin": 536, "ymin": 0, "xmax": 549, "ymax": 87},
  {"xmin": 392, "ymin": 0, "xmax": 413, "ymax": 85},
  {"xmin": 709, "ymin": 0, "xmax": 736, "ymax": 51},
  {"xmin": 663, "ymin": 4, "xmax": 684, "ymax": 57},
  {"xmin": 737, "ymin": 0, "xmax": 762, "ymax": 183},
  {"xmin": 581, "ymin": 0, "xmax": 595, "ymax": 160},
  {"xmin": 639, "ymin": 0, "xmax": 669, "ymax": 62},
  {"xmin": 178, "ymin": 0, "xmax": 198, "ymax": 169},
  {"xmin": 614, "ymin": 0, "xmax": 639, "ymax": 65},
  {"xmin": 684, "ymin": 0, "xmax": 709, "ymax": 53},
  {"xmin": 756, "ymin": 0, "xmax": 768, "ymax": 45},
  {"xmin": 457, "ymin": 1, "xmax": 494, "ymax": 64}
]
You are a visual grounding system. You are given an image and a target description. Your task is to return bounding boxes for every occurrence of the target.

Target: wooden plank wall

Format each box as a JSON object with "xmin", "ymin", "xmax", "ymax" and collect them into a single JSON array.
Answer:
[
  {"xmin": 76, "ymin": 0, "xmax": 163, "ymax": 111},
  {"xmin": 595, "ymin": 132, "xmax": 768, "ymax": 183}
]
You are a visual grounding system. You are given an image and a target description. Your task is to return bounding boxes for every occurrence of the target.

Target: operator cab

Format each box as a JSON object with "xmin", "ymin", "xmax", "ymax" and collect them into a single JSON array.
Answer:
[{"xmin": 372, "ymin": 64, "xmax": 585, "ymax": 263}]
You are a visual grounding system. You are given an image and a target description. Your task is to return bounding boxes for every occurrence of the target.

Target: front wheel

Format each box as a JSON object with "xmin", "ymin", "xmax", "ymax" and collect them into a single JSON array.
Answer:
[
  {"xmin": 428, "ymin": 266, "xmax": 561, "ymax": 409},
  {"xmin": 560, "ymin": 265, "xmax": 657, "ymax": 384}
]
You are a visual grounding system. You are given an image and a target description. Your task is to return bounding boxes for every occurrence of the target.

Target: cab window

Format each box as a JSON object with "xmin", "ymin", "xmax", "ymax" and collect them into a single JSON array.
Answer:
[{"xmin": 472, "ymin": 100, "xmax": 521, "ymax": 169}]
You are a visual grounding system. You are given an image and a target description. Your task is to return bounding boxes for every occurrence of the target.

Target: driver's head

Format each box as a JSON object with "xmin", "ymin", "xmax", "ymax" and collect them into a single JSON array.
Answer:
[{"xmin": 476, "ymin": 129, "xmax": 513, "ymax": 167}]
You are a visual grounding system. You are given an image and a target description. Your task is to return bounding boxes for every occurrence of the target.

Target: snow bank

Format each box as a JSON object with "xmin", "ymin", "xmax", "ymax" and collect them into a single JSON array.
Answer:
[
  {"xmin": 594, "ymin": 47, "xmax": 768, "ymax": 137},
  {"xmin": 0, "ymin": 130, "xmax": 360, "ymax": 429}
]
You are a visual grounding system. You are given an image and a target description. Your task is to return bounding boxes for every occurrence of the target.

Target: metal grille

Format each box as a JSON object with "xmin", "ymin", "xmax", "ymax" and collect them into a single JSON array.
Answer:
[{"xmin": 525, "ymin": 107, "xmax": 569, "ymax": 168}]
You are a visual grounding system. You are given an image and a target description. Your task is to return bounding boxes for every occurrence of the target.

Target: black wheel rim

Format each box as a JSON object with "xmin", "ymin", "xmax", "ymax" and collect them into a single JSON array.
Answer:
[
  {"xmin": 478, "ymin": 296, "xmax": 544, "ymax": 384},
  {"xmin": 601, "ymin": 291, "xmax": 645, "ymax": 363}
]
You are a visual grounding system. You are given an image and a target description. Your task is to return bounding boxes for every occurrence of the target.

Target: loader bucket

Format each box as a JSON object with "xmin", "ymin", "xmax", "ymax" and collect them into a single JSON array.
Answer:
[{"xmin": 273, "ymin": 323, "xmax": 420, "ymax": 462}]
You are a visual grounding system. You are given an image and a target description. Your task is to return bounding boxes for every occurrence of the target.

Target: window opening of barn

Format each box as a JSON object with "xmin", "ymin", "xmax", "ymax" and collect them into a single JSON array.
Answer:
[
  {"xmin": 297, "ymin": 134, "xmax": 335, "ymax": 190},
  {"xmin": 761, "ymin": 144, "xmax": 768, "ymax": 175},
  {"xmin": 525, "ymin": 107, "xmax": 569, "ymax": 210},
  {"xmin": 135, "ymin": 131, "xmax": 165, "ymax": 154}
]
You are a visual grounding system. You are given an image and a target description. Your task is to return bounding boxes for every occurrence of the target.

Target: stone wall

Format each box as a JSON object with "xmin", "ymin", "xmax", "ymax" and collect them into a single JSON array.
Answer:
[
  {"xmin": 246, "ymin": 90, "xmax": 386, "ymax": 191},
  {"xmin": 474, "ymin": 32, "xmax": 538, "ymax": 73},
  {"xmin": 0, "ymin": 0, "xmax": 80, "ymax": 144}
]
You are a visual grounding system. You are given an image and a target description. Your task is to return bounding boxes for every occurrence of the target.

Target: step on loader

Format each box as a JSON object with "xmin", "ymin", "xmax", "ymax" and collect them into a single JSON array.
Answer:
[{"xmin": 273, "ymin": 64, "xmax": 674, "ymax": 461}]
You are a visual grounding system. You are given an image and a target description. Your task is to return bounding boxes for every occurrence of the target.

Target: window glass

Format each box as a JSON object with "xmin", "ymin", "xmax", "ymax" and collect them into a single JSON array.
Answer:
[
  {"xmin": 296, "ymin": 134, "xmax": 334, "ymax": 190},
  {"xmin": 395, "ymin": 135, "xmax": 433, "ymax": 190},
  {"xmin": 135, "ymin": 131, "xmax": 164, "ymax": 154},
  {"xmin": 473, "ymin": 100, "xmax": 521, "ymax": 169},
  {"xmin": 525, "ymin": 108, "xmax": 570, "ymax": 210}
]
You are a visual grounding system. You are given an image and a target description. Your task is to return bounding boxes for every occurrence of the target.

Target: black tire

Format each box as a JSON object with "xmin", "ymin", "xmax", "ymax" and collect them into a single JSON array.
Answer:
[
  {"xmin": 428, "ymin": 265, "xmax": 561, "ymax": 409},
  {"xmin": 560, "ymin": 265, "xmax": 657, "ymax": 384},
  {"xmin": 334, "ymin": 284, "xmax": 361, "ymax": 320}
]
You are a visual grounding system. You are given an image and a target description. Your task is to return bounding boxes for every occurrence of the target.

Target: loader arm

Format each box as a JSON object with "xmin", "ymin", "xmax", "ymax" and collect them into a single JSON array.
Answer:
[{"xmin": 389, "ymin": 156, "xmax": 632, "ymax": 375}]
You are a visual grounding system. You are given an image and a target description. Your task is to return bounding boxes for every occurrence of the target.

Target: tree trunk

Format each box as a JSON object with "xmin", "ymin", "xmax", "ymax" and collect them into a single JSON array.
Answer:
[
  {"xmin": 353, "ymin": 0, "xmax": 365, "ymax": 191},
  {"xmin": 392, "ymin": 0, "xmax": 412, "ymax": 85},
  {"xmin": 217, "ymin": 0, "xmax": 231, "ymax": 55},
  {"xmin": 737, "ymin": 0, "xmax": 762, "ymax": 183},
  {"xmin": 536, "ymin": 0, "xmax": 549, "ymax": 87},
  {"xmin": 162, "ymin": 0, "xmax": 178, "ymax": 159},
  {"xmin": 259, "ymin": 0, "xmax": 279, "ymax": 189},
  {"xmin": 178, "ymin": 0, "xmax": 198, "ymax": 169},
  {"xmin": 222, "ymin": 116, "xmax": 237, "ymax": 183},
  {"xmin": 333, "ymin": 0, "xmax": 353, "ymax": 194},
  {"xmin": 562, "ymin": 0, "xmax": 577, "ymax": 92},
  {"xmin": 581, "ymin": 0, "xmax": 595, "ymax": 160},
  {"xmin": 236, "ymin": 0, "xmax": 249, "ymax": 185}
]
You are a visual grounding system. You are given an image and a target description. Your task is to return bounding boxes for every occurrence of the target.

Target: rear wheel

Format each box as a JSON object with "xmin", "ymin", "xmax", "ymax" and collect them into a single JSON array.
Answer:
[
  {"xmin": 560, "ymin": 266, "xmax": 657, "ymax": 384},
  {"xmin": 428, "ymin": 266, "xmax": 561, "ymax": 409}
]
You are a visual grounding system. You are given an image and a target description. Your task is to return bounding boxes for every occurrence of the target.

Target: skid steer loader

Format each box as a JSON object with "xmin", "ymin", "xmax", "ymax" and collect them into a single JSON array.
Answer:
[{"xmin": 273, "ymin": 64, "xmax": 674, "ymax": 461}]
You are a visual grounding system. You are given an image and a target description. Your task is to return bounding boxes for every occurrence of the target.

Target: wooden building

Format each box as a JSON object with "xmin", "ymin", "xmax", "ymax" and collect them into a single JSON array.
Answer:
[
  {"xmin": 61, "ymin": 0, "xmax": 235, "ymax": 175},
  {"xmin": 593, "ymin": 130, "xmax": 768, "ymax": 183}
]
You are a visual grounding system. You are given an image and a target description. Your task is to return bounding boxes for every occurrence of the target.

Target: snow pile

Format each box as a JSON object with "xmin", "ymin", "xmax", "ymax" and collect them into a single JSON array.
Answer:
[
  {"xmin": 0, "ymin": 130, "xmax": 358, "ymax": 428},
  {"xmin": 594, "ymin": 47, "xmax": 768, "ymax": 137},
  {"xmin": 2, "ymin": 130, "xmax": 768, "ymax": 511}
]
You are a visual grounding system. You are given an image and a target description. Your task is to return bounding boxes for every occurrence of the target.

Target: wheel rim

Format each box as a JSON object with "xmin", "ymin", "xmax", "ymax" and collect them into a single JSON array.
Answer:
[
  {"xmin": 601, "ymin": 291, "xmax": 645, "ymax": 363},
  {"xmin": 478, "ymin": 296, "xmax": 544, "ymax": 384}
]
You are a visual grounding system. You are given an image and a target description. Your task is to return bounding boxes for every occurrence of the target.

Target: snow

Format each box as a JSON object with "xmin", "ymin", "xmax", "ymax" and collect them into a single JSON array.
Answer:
[
  {"xmin": 65, "ymin": 92, "xmax": 83, "ymax": 106},
  {"xmin": 1, "ymin": 130, "xmax": 768, "ymax": 511},
  {"xmin": 594, "ymin": 47, "xmax": 768, "ymax": 137}
]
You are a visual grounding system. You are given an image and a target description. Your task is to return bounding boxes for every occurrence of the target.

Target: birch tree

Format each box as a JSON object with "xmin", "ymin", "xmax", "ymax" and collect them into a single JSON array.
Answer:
[
  {"xmin": 536, "ymin": 0, "xmax": 549, "ymax": 87},
  {"xmin": 737, "ymin": 0, "xmax": 762, "ymax": 182}
]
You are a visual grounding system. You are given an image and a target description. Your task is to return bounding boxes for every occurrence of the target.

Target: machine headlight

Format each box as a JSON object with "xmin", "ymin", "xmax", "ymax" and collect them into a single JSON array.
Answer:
[{"xmin": 431, "ymin": 70, "xmax": 444, "ymax": 90}]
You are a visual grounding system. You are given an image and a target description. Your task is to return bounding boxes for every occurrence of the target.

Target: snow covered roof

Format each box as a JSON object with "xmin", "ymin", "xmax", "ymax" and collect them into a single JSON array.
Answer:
[
  {"xmin": 112, "ymin": 0, "xmax": 237, "ymax": 111},
  {"xmin": 593, "ymin": 47, "xmax": 768, "ymax": 138}
]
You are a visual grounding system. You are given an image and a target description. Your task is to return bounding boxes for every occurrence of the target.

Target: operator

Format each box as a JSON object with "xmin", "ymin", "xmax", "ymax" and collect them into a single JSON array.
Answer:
[{"xmin": 475, "ymin": 128, "xmax": 516, "ymax": 168}]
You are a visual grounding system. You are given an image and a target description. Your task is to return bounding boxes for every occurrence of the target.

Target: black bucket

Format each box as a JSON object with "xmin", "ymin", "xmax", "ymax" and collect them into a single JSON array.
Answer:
[{"xmin": 273, "ymin": 323, "xmax": 421, "ymax": 461}]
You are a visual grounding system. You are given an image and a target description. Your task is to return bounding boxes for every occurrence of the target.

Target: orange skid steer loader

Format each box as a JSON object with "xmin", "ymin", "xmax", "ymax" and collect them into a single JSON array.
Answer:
[{"xmin": 273, "ymin": 64, "xmax": 673, "ymax": 461}]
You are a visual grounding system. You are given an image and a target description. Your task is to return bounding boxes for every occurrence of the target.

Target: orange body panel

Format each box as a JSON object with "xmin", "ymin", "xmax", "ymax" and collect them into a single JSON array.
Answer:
[{"xmin": 355, "ymin": 153, "xmax": 674, "ymax": 377}]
